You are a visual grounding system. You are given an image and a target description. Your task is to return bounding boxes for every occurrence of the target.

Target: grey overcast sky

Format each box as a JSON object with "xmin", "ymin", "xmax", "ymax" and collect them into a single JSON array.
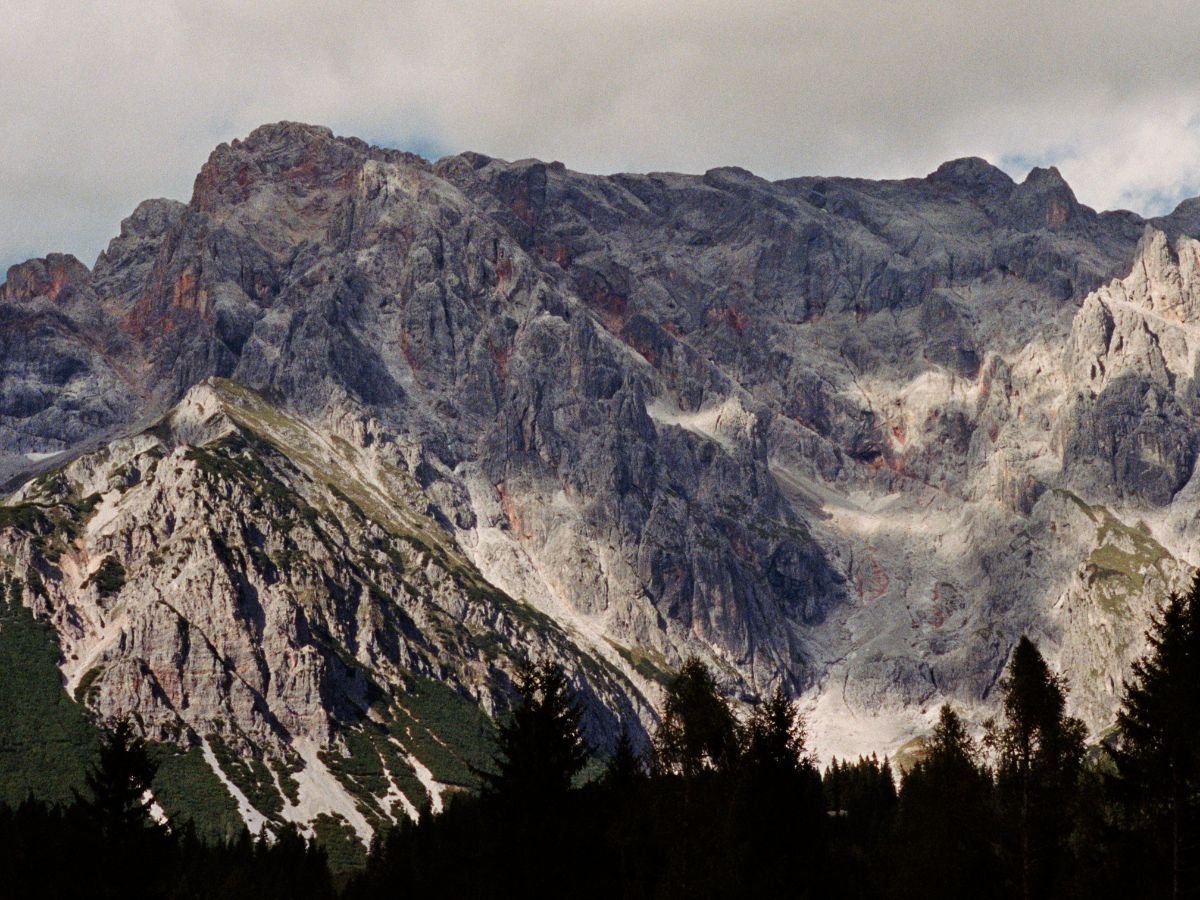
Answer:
[{"xmin": 5, "ymin": 0, "xmax": 1200, "ymax": 269}]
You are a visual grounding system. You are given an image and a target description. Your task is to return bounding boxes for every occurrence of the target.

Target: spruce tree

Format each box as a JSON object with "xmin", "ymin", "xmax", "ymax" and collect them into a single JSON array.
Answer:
[
  {"xmin": 893, "ymin": 705, "xmax": 999, "ymax": 900},
  {"xmin": 737, "ymin": 686, "xmax": 825, "ymax": 897},
  {"xmin": 81, "ymin": 716, "xmax": 159, "ymax": 835},
  {"xmin": 653, "ymin": 656, "xmax": 740, "ymax": 777},
  {"xmin": 743, "ymin": 685, "xmax": 812, "ymax": 776},
  {"xmin": 987, "ymin": 635, "xmax": 1086, "ymax": 900},
  {"xmin": 484, "ymin": 661, "xmax": 590, "ymax": 804},
  {"xmin": 604, "ymin": 724, "xmax": 647, "ymax": 788},
  {"xmin": 1115, "ymin": 574, "xmax": 1200, "ymax": 900}
]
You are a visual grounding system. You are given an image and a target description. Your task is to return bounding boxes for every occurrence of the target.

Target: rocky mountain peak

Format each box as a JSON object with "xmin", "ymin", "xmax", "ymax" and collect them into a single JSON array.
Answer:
[
  {"xmin": 1116, "ymin": 225, "xmax": 1200, "ymax": 322},
  {"xmin": 1012, "ymin": 164, "xmax": 1081, "ymax": 228},
  {"xmin": 0, "ymin": 254, "xmax": 91, "ymax": 303},
  {"xmin": 1157, "ymin": 195, "xmax": 1200, "ymax": 240},
  {"xmin": 239, "ymin": 120, "xmax": 339, "ymax": 148},
  {"xmin": 1022, "ymin": 164, "xmax": 1071, "ymax": 189},
  {"xmin": 108, "ymin": 198, "xmax": 187, "ymax": 245},
  {"xmin": 926, "ymin": 156, "xmax": 1015, "ymax": 199},
  {"xmin": 92, "ymin": 199, "xmax": 187, "ymax": 297},
  {"xmin": 165, "ymin": 379, "xmax": 241, "ymax": 446},
  {"xmin": 12, "ymin": 121, "xmax": 1200, "ymax": 801}
]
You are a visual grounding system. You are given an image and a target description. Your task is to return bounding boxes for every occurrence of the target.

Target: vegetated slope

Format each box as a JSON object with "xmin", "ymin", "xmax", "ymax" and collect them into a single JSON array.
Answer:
[
  {"xmin": 0, "ymin": 378, "xmax": 649, "ymax": 841},
  {"xmin": 3, "ymin": 121, "xmax": 1200, "ymax": 782},
  {"xmin": 0, "ymin": 572, "xmax": 246, "ymax": 842}
]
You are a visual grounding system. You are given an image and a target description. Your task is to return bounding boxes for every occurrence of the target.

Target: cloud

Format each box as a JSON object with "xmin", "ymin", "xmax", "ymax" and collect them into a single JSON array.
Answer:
[{"xmin": 5, "ymin": 0, "xmax": 1200, "ymax": 268}]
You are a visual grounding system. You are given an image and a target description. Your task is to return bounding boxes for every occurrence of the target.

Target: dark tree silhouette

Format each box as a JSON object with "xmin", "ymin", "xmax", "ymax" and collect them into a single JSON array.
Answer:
[
  {"xmin": 1115, "ymin": 574, "xmax": 1200, "ymax": 900},
  {"xmin": 81, "ymin": 716, "xmax": 160, "ymax": 835},
  {"xmin": 484, "ymin": 661, "xmax": 590, "ymax": 803},
  {"xmin": 743, "ymin": 685, "xmax": 811, "ymax": 776},
  {"xmin": 736, "ymin": 686, "xmax": 826, "ymax": 897},
  {"xmin": 893, "ymin": 705, "xmax": 999, "ymax": 900},
  {"xmin": 987, "ymin": 635, "xmax": 1086, "ymax": 900},
  {"xmin": 653, "ymin": 656, "xmax": 740, "ymax": 777},
  {"xmin": 604, "ymin": 724, "xmax": 647, "ymax": 788}
]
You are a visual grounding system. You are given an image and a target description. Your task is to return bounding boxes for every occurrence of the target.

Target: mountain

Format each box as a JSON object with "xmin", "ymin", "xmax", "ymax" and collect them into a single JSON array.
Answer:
[{"xmin": 3, "ymin": 121, "xmax": 1200, "ymax": 836}]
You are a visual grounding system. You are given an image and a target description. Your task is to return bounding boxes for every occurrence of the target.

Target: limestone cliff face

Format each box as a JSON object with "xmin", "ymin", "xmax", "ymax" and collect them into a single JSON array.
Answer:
[
  {"xmin": 6, "ymin": 121, "xmax": 1200, "ymax": 780},
  {"xmin": 0, "ymin": 380, "xmax": 650, "ymax": 839}
]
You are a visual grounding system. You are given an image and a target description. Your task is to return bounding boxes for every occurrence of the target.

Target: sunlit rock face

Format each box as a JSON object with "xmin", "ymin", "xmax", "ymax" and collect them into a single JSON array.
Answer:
[{"xmin": 5, "ymin": 121, "xmax": 1200, "ymax": 774}]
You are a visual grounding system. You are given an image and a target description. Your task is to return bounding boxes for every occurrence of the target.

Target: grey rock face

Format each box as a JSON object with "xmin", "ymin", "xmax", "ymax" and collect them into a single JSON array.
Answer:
[
  {"xmin": 1065, "ymin": 375, "xmax": 1198, "ymax": 506},
  {"xmin": 7, "ymin": 121, "xmax": 1200, "ymax": 768},
  {"xmin": 0, "ymin": 254, "xmax": 141, "ymax": 486},
  {"xmin": 0, "ymin": 380, "xmax": 653, "ymax": 838}
]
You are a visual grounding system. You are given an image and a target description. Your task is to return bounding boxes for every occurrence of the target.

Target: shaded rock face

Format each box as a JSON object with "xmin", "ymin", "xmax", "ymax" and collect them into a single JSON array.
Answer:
[
  {"xmin": 1065, "ymin": 375, "xmax": 1198, "ymax": 506},
  {"xmin": 1063, "ymin": 228, "xmax": 1200, "ymax": 507},
  {"xmin": 8, "ymin": 121, "xmax": 1200, "ymax": 766},
  {"xmin": 0, "ymin": 258, "xmax": 140, "ymax": 481}
]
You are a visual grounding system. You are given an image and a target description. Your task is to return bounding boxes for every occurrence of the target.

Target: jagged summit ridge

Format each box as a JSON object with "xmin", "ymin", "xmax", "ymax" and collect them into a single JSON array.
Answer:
[{"xmin": 4, "ymin": 121, "xmax": 1200, "ymax": 779}]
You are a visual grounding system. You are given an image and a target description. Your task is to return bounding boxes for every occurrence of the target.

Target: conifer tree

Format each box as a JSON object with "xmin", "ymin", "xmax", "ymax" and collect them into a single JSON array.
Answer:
[
  {"xmin": 737, "ymin": 686, "xmax": 826, "ymax": 896},
  {"xmin": 893, "ymin": 705, "xmax": 999, "ymax": 900},
  {"xmin": 653, "ymin": 656, "xmax": 740, "ymax": 777},
  {"xmin": 81, "ymin": 716, "xmax": 159, "ymax": 835},
  {"xmin": 484, "ymin": 661, "xmax": 590, "ymax": 803},
  {"xmin": 987, "ymin": 635, "xmax": 1086, "ymax": 900},
  {"xmin": 743, "ymin": 685, "xmax": 812, "ymax": 776},
  {"xmin": 1115, "ymin": 574, "xmax": 1200, "ymax": 900},
  {"xmin": 604, "ymin": 724, "xmax": 647, "ymax": 787}
]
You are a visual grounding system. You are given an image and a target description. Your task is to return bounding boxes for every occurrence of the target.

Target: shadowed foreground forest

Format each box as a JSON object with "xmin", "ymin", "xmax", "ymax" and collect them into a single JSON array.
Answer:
[{"xmin": 7, "ymin": 578, "xmax": 1200, "ymax": 899}]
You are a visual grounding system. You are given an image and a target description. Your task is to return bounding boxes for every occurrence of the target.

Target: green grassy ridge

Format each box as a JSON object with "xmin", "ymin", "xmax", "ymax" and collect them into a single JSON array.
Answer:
[
  {"xmin": 208, "ymin": 379, "xmax": 565, "ymax": 640},
  {"xmin": 175, "ymin": 420, "xmax": 506, "ymax": 814},
  {"xmin": 184, "ymin": 436, "xmax": 330, "ymax": 547},
  {"xmin": 206, "ymin": 381, "xmax": 639, "ymax": 709},
  {"xmin": 209, "ymin": 379, "xmax": 643, "ymax": 720},
  {"xmin": 208, "ymin": 380, "xmax": 449, "ymax": 552},
  {"xmin": 606, "ymin": 639, "xmax": 675, "ymax": 688}
]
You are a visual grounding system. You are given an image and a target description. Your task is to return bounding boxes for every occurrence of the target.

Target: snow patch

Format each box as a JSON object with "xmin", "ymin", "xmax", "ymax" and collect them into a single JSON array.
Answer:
[{"xmin": 23, "ymin": 451, "xmax": 62, "ymax": 462}]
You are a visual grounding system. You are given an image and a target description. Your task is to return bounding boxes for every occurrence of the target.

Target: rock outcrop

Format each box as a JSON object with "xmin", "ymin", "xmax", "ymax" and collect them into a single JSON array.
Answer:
[
  {"xmin": 0, "ymin": 379, "xmax": 651, "ymax": 840},
  {"xmin": 5, "ymin": 121, "xmax": 1200, "ymax": 797}
]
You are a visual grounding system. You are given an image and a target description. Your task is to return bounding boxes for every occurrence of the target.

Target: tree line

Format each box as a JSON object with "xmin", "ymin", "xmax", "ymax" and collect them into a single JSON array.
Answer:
[
  {"xmin": 348, "ymin": 575, "xmax": 1200, "ymax": 900},
  {"xmin": 8, "ymin": 576, "xmax": 1200, "ymax": 897}
]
